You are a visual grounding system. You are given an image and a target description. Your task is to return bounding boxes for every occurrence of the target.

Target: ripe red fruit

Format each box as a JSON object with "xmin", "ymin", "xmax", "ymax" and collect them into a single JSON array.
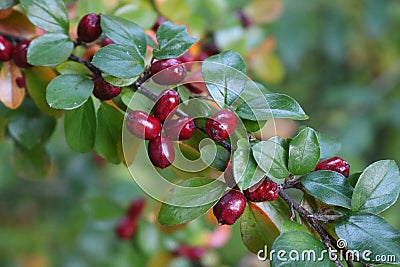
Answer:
[
  {"xmin": 163, "ymin": 116, "xmax": 196, "ymax": 140},
  {"xmin": 151, "ymin": 59, "xmax": 186, "ymax": 85},
  {"xmin": 177, "ymin": 51, "xmax": 195, "ymax": 63},
  {"xmin": 12, "ymin": 40, "xmax": 32, "ymax": 68},
  {"xmin": 148, "ymin": 136, "xmax": 175, "ymax": 169},
  {"xmin": 115, "ymin": 216, "xmax": 137, "ymax": 240},
  {"xmin": 93, "ymin": 77, "xmax": 122, "ymax": 100},
  {"xmin": 0, "ymin": 35, "xmax": 13, "ymax": 61},
  {"xmin": 15, "ymin": 76, "xmax": 26, "ymax": 88},
  {"xmin": 152, "ymin": 16, "xmax": 167, "ymax": 31},
  {"xmin": 101, "ymin": 38, "xmax": 114, "ymax": 47},
  {"xmin": 152, "ymin": 89, "xmax": 180, "ymax": 122},
  {"xmin": 175, "ymin": 245, "xmax": 206, "ymax": 261},
  {"xmin": 126, "ymin": 198, "xmax": 145, "ymax": 220},
  {"xmin": 315, "ymin": 156, "xmax": 350, "ymax": 177},
  {"xmin": 77, "ymin": 13, "xmax": 102, "ymax": 43},
  {"xmin": 244, "ymin": 178, "xmax": 279, "ymax": 202},
  {"xmin": 126, "ymin": 110, "xmax": 161, "ymax": 140},
  {"xmin": 213, "ymin": 189, "xmax": 246, "ymax": 225},
  {"xmin": 205, "ymin": 110, "xmax": 237, "ymax": 141}
]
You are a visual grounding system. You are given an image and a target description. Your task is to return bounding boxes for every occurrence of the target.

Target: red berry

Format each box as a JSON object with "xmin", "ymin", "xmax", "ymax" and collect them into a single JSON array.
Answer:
[
  {"xmin": 15, "ymin": 76, "xmax": 26, "ymax": 88},
  {"xmin": 126, "ymin": 110, "xmax": 161, "ymax": 140},
  {"xmin": 315, "ymin": 156, "xmax": 350, "ymax": 177},
  {"xmin": 185, "ymin": 69, "xmax": 208, "ymax": 94},
  {"xmin": 205, "ymin": 110, "xmax": 237, "ymax": 141},
  {"xmin": 151, "ymin": 58, "xmax": 186, "ymax": 85},
  {"xmin": 213, "ymin": 190, "xmax": 246, "ymax": 225},
  {"xmin": 177, "ymin": 51, "xmax": 195, "ymax": 63},
  {"xmin": 77, "ymin": 13, "xmax": 102, "ymax": 43},
  {"xmin": 115, "ymin": 216, "xmax": 137, "ymax": 240},
  {"xmin": 152, "ymin": 89, "xmax": 179, "ymax": 122},
  {"xmin": 101, "ymin": 38, "xmax": 114, "ymax": 46},
  {"xmin": 175, "ymin": 245, "xmax": 205, "ymax": 261},
  {"xmin": 126, "ymin": 198, "xmax": 145, "ymax": 220},
  {"xmin": 93, "ymin": 77, "xmax": 122, "ymax": 100},
  {"xmin": 236, "ymin": 10, "xmax": 253, "ymax": 28},
  {"xmin": 148, "ymin": 136, "xmax": 175, "ymax": 169},
  {"xmin": 163, "ymin": 116, "xmax": 196, "ymax": 140},
  {"xmin": 12, "ymin": 40, "xmax": 32, "ymax": 68},
  {"xmin": 244, "ymin": 178, "xmax": 279, "ymax": 202},
  {"xmin": 153, "ymin": 16, "xmax": 167, "ymax": 31},
  {"xmin": 0, "ymin": 35, "xmax": 13, "ymax": 61}
]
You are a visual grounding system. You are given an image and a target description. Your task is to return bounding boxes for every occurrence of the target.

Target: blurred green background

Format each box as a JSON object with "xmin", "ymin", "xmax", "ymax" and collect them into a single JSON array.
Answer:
[{"xmin": 1, "ymin": 0, "xmax": 399, "ymax": 266}]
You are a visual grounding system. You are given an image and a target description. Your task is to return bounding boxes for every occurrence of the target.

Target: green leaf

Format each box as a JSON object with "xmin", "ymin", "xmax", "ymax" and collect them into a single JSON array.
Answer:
[
  {"xmin": 233, "ymin": 138, "xmax": 265, "ymax": 190},
  {"xmin": 280, "ymin": 220, "xmax": 308, "ymax": 233},
  {"xmin": 352, "ymin": 160, "xmax": 400, "ymax": 214},
  {"xmin": 301, "ymin": 170, "xmax": 353, "ymax": 209},
  {"xmin": 0, "ymin": 0, "xmax": 18, "ymax": 9},
  {"xmin": 114, "ymin": 2, "xmax": 158, "ymax": 30},
  {"xmin": 315, "ymin": 131, "xmax": 342, "ymax": 160},
  {"xmin": 27, "ymin": 33, "xmax": 73, "ymax": 66},
  {"xmin": 158, "ymin": 177, "xmax": 227, "ymax": 226},
  {"xmin": 8, "ymin": 99, "xmax": 56, "ymax": 149},
  {"xmin": 202, "ymin": 51, "xmax": 247, "ymax": 108},
  {"xmin": 252, "ymin": 140, "xmax": 290, "ymax": 179},
  {"xmin": 271, "ymin": 231, "xmax": 336, "ymax": 266},
  {"xmin": 64, "ymin": 97, "xmax": 96, "ymax": 153},
  {"xmin": 91, "ymin": 44, "xmax": 144, "ymax": 79},
  {"xmin": 24, "ymin": 67, "xmax": 63, "ymax": 118},
  {"xmin": 199, "ymin": 143, "xmax": 230, "ymax": 171},
  {"xmin": 100, "ymin": 15, "xmax": 147, "ymax": 57},
  {"xmin": 20, "ymin": 0, "xmax": 69, "ymax": 33},
  {"xmin": 56, "ymin": 61, "xmax": 92, "ymax": 76},
  {"xmin": 103, "ymin": 75, "xmax": 137, "ymax": 87},
  {"xmin": 153, "ymin": 21, "xmax": 198, "ymax": 60},
  {"xmin": 46, "ymin": 74, "xmax": 94, "ymax": 110},
  {"xmin": 236, "ymin": 93, "xmax": 308, "ymax": 121},
  {"xmin": 240, "ymin": 202, "xmax": 280, "ymax": 255},
  {"xmin": 136, "ymin": 221, "xmax": 160, "ymax": 255},
  {"xmin": 94, "ymin": 102, "xmax": 123, "ymax": 164},
  {"xmin": 11, "ymin": 144, "xmax": 51, "ymax": 180},
  {"xmin": 335, "ymin": 213, "xmax": 400, "ymax": 264},
  {"xmin": 288, "ymin": 127, "xmax": 320, "ymax": 175}
]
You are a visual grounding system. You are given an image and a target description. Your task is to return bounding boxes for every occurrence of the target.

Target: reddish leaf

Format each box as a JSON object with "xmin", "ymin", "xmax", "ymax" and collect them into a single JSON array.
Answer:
[
  {"xmin": 0, "ymin": 10, "xmax": 36, "ymax": 39},
  {"xmin": 0, "ymin": 61, "xmax": 25, "ymax": 109}
]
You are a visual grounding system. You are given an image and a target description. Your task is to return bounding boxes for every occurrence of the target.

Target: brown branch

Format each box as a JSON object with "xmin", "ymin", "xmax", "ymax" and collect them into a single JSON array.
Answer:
[{"xmin": 68, "ymin": 54, "xmax": 101, "ymax": 78}]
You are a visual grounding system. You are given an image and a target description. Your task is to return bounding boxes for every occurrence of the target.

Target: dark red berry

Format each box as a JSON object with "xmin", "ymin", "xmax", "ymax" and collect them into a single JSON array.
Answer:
[
  {"xmin": 126, "ymin": 110, "xmax": 161, "ymax": 140},
  {"xmin": 177, "ymin": 51, "xmax": 195, "ymax": 63},
  {"xmin": 244, "ymin": 178, "xmax": 279, "ymax": 202},
  {"xmin": 148, "ymin": 136, "xmax": 175, "ymax": 169},
  {"xmin": 153, "ymin": 16, "xmax": 167, "ymax": 31},
  {"xmin": 126, "ymin": 198, "xmax": 145, "ymax": 220},
  {"xmin": 15, "ymin": 76, "xmax": 26, "ymax": 88},
  {"xmin": 93, "ymin": 77, "xmax": 122, "ymax": 100},
  {"xmin": 236, "ymin": 10, "xmax": 253, "ymax": 28},
  {"xmin": 152, "ymin": 89, "xmax": 179, "ymax": 122},
  {"xmin": 185, "ymin": 69, "xmax": 208, "ymax": 94},
  {"xmin": 77, "ymin": 13, "xmax": 102, "ymax": 43},
  {"xmin": 175, "ymin": 245, "xmax": 205, "ymax": 261},
  {"xmin": 205, "ymin": 110, "xmax": 237, "ymax": 141},
  {"xmin": 0, "ymin": 35, "xmax": 13, "ymax": 61},
  {"xmin": 12, "ymin": 40, "xmax": 32, "ymax": 68},
  {"xmin": 151, "ymin": 58, "xmax": 186, "ymax": 85},
  {"xmin": 213, "ymin": 190, "xmax": 246, "ymax": 225},
  {"xmin": 115, "ymin": 216, "xmax": 137, "ymax": 240},
  {"xmin": 101, "ymin": 38, "xmax": 114, "ymax": 46},
  {"xmin": 163, "ymin": 116, "xmax": 196, "ymax": 140},
  {"xmin": 315, "ymin": 156, "xmax": 350, "ymax": 177}
]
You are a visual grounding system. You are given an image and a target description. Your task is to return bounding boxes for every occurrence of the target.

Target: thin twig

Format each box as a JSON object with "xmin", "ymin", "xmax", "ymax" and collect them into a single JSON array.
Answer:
[{"xmin": 68, "ymin": 54, "xmax": 101, "ymax": 78}]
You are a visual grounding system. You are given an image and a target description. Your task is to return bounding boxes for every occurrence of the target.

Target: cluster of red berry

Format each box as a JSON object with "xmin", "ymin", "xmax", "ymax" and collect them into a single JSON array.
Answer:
[
  {"xmin": 115, "ymin": 198, "xmax": 145, "ymax": 240},
  {"xmin": 212, "ymin": 156, "xmax": 350, "ymax": 225}
]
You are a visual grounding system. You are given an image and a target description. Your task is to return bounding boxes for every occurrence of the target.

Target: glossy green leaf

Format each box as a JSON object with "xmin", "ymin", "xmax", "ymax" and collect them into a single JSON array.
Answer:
[
  {"xmin": 24, "ymin": 67, "xmax": 63, "ymax": 118},
  {"xmin": 158, "ymin": 177, "xmax": 227, "ymax": 226},
  {"xmin": 8, "ymin": 99, "xmax": 56, "ymax": 149},
  {"xmin": 315, "ymin": 131, "xmax": 342, "ymax": 160},
  {"xmin": 0, "ymin": 0, "xmax": 18, "ymax": 9},
  {"xmin": 236, "ymin": 93, "xmax": 308, "ymax": 121},
  {"xmin": 335, "ymin": 213, "xmax": 400, "ymax": 264},
  {"xmin": 91, "ymin": 44, "xmax": 144, "ymax": 79},
  {"xmin": 46, "ymin": 74, "xmax": 93, "ymax": 110},
  {"xmin": 352, "ymin": 160, "xmax": 400, "ymax": 214},
  {"xmin": 288, "ymin": 127, "xmax": 320, "ymax": 175},
  {"xmin": 27, "ymin": 33, "xmax": 73, "ymax": 66},
  {"xmin": 259, "ymin": 197, "xmax": 292, "ymax": 232},
  {"xmin": 199, "ymin": 143, "xmax": 230, "ymax": 171},
  {"xmin": 102, "ymin": 75, "xmax": 137, "ymax": 87},
  {"xmin": 100, "ymin": 15, "xmax": 147, "ymax": 57},
  {"xmin": 233, "ymin": 138, "xmax": 265, "ymax": 190},
  {"xmin": 56, "ymin": 61, "xmax": 92, "ymax": 76},
  {"xmin": 64, "ymin": 97, "xmax": 96, "ymax": 153},
  {"xmin": 301, "ymin": 170, "xmax": 353, "ymax": 209},
  {"xmin": 252, "ymin": 140, "xmax": 290, "ymax": 179},
  {"xmin": 11, "ymin": 144, "xmax": 51, "ymax": 180},
  {"xmin": 240, "ymin": 202, "xmax": 280, "ymax": 254},
  {"xmin": 280, "ymin": 220, "xmax": 308, "ymax": 233},
  {"xmin": 94, "ymin": 102, "xmax": 123, "ymax": 164},
  {"xmin": 153, "ymin": 21, "xmax": 198, "ymax": 60},
  {"xmin": 202, "ymin": 51, "xmax": 247, "ymax": 107},
  {"xmin": 20, "ymin": 0, "xmax": 69, "ymax": 33},
  {"xmin": 242, "ymin": 119, "xmax": 267, "ymax": 133},
  {"xmin": 271, "ymin": 230, "xmax": 336, "ymax": 266}
]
